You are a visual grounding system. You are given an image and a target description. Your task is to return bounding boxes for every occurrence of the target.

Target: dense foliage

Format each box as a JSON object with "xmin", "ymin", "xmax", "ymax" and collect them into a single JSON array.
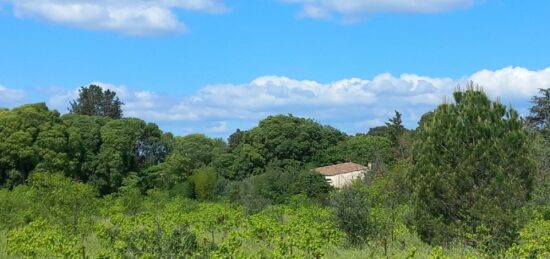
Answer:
[
  {"xmin": 410, "ymin": 85, "xmax": 535, "ymax": 251},
  {"xmin": 69, "ymin": 84, "xmax": 124, "ymax": 119},
  {"xmin": 1, "ymin": 84, "xmax": 549, "ymax": 258}
]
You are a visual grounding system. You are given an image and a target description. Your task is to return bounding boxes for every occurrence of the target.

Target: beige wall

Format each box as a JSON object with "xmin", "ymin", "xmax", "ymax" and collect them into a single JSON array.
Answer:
[{"xmin": 325, "ymin": 170, "xmax": 365, "ymax": 188}]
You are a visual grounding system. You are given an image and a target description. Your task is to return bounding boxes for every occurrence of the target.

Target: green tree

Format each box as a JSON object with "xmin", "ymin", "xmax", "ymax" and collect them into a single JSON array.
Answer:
[
  {"xmin": 174, "ymin": 134, "xmax": 226, "ymax": 170},
  {"xmin": 366, "ymin": 161, "xmax": 411, "ymax": 255},
  {"xmin": 228, "ymin": 128, "xmax": 246, "ymax": 150},
  {"xmin": 192, "ymin": 167, "xmax": 218, "ymax": 200},
  {"xmin": 531, "ymin": 134, "xmax": 550, "ymax": 206},
  {"xmin": 226, "ymin": 143, "xmax": 265, "ymax": 180},
  {"xmin": 27, "ymin": 172, "xmax": 97, "ymax": 237},
  {"xmin": 62, "ymin": 114, "xmax": 109, "ymax": 182},
  {"xmin": 69, "ymin": 84, "xmax": 124, "ymax": 119},
  {"xmin": 145, "ymin": 153, "xmax": 193, "ymax": 190},
  {"xmin": 525, "ymin": 89, "xmax": 550, "ymax": 207},
  {"xmin": 92, "ymin": 118, "xmax": 170, "ymax": 194},
  {"xmin": 386, "ymin": 110, "xmax": 405, "ymax": 146},
  {"xmin": 319, "ymin": 135, "xmax": 393, "ymax": 166},
  {"xmin": 410, "ymin": 84, "xmax": 535, "ymax": 250},
  {"xmin": 525, "ymin": 88, "xmax": 550, "ymax": 135},
  {"xmin": 239, "ymin": 167, "xmax": 332, "ymax": 214},
  {"xmin": 135, "ymin": 123, "xmax": 173, "ymax": 168},
  {"xmin": 93, "ymin": 118, "xmax": 145, "ymax": 194},
  {"xmin": 0, "ymin": 103, "xmax": 70, "ymax": 187},
  {"xmin": 330, "ymin": 186, "xmax": 371, "ymax": 246},
  {"xmin": 247, "ymin": 114, "xmax": 346, "ymax": 165}
]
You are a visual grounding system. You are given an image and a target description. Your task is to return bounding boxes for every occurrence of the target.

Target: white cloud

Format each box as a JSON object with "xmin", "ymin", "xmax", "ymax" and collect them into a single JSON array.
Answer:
[
  {"xmin": 43, "ymin": 66, "xmax": 550, "ymax": 136},
  {"xmin": 469, "ymin": 66, "xmax": 550, "ymax": 100},
  {"xmin": 1, "ymin": 0, "xmax": 227, "ymax": 36},
  {"xmin": 280, "ymin": 0, "xmax": 475, "ymax": 20},
  {"xmin": 0, "ymin": 85, "xmax": 25, "ymax": 106}
]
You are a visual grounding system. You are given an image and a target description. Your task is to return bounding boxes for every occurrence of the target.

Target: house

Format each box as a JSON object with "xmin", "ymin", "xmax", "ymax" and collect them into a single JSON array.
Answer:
[{"xmin": 314, "ymin": 162, "xmax": 370, "ymax": 188}]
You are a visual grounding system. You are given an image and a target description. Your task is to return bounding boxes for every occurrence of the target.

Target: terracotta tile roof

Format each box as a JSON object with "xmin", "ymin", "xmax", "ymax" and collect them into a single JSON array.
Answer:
[{"xmin": 314, "ymin": 162, "xmax": 368, "ymax": 176}]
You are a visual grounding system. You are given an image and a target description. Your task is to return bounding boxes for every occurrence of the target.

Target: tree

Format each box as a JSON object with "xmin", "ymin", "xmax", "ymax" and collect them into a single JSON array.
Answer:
[
  {"xmin": 0, "ymin": 103, "xmax": 70, "ymax": 187},
  {"xmin": 173, "ymin": 134, "xmax": 226, "ymax": 170},
  {"xmin": 228, "ymin": 128, "xmax": 246, "ymax": 150},
  {"xmin": 247, "ymin": 114, "xmax": 347, "ymax": 165},
  {"xmin": 27, "ymin": 172, "xmax": 97, "ymax": 237},
  {"xmin": 4, "ymin": 173, "xmax": 97, "ymax": 258},
  {"xmin": 62, "ymin": 114, "xmax": 109, "ymax": 182},
  {"xmin": 386, "ymin": 110, "xmax": 408, "ymax": 159},
  {"xmin": 144, "ymin": 153, "xmax": 193, "ymax": 190},
  {"xmin": 385, "ymin": 110, "xmax": 405, "ymax": 146},
  {"xmin": 192, "ymin": 167, "xmax": 218, "ymax": 200},
  {"xmin": 409, "ymin": 84, "xmax": 535, "ymax": 250},
  {"xmin": 318, "ymin": 135, "xmax": 393, "ymax": 166},
  {"xmin": 69, "ymin": 84, "xmax": 123, "ymax": 119},
  {"xmin": 531, "ymin": 134, "xmax": 550, "ymax": 206},
  {"xmin": 330, "ymin": 186, "xmax": 371, "ymax": 245},
  {"xmin": 366, "ymin": 161, "xmax": 411, "ymax": 255},
  {"xmin": 226, "ymin": 143, "xmax": 265, "ymax": 180},
  {"xmin": 525, "ymin": 88, "xmax": 550, "ymax": 134},
  {"xmin": 238, "ymin": 167, "xmax": 332, "ymax": 214},
  {"xmin": 94, "ymin": 118, "xmax": 160, "ymax": 194}
]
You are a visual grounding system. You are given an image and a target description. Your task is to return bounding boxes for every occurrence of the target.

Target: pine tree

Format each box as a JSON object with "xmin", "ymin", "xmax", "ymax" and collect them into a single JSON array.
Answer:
[
  {"xmin": 526, "ymin": 88, "xmax": 550, "ymax": 137},
  {"xmin": 69, "ymin": 85, "xmax": 123, "ymax": 119},
  {"xmin": 386, "ymin": 110, "xmax": 406, "ymax": 159},
  {"xmin": 409, "ymin": 83, "xmax": 535, "ymax": 251},
  {"xmin": 385, "ymin": 110, "xmax": 404, "ymax": 145}
]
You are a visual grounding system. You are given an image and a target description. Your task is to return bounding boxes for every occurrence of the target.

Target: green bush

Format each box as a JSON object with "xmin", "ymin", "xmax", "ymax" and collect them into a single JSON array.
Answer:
[
  {"xmin": 192, "ymin": 167, "xmax": 218, "ymax": 201},
  {"xmin": 330, "ymin": 186, "xmax": 371, "ymax": 245},
  {"xmin": 7, "ymin": 220, "xmax": 81, "ymax": 258}
]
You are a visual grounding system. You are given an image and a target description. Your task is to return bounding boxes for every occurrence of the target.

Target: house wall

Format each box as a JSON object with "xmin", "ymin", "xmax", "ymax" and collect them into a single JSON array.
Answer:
[{"xmin": 325, "ymin": 170, "xmax": 365, "ymax": 188}]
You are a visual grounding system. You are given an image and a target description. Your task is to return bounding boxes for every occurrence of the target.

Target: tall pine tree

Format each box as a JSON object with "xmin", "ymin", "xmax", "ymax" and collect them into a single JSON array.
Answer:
[{"xmin": 409, "ymin": 83, "xmax": 534, "ymax": 251}]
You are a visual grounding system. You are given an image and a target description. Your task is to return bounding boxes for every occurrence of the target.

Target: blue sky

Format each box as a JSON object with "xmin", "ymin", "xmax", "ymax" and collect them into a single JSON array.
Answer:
[{"xmin": 1, "ymin": 0, "xmax": 549, "ymax": 137}]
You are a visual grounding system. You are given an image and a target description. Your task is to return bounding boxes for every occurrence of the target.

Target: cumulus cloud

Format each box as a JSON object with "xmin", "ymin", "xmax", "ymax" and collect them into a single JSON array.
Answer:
[
  {"xmin": 0, "ymin": 85, "xmax": 25, "ymax": 106},
  {"xmin": 280, "ymin": 0, "xmax": 475, "ymax": 20},
  {"xmin": 43, "ymin": 66, "xmax": 549, "ymax": 136},
  {"xmin": 1, "ymin": 0, "xmax": 227, "ymax": 35},
  {"xmin": 470, "ymin": 66, "xmax": 550, "ymax": 100}
]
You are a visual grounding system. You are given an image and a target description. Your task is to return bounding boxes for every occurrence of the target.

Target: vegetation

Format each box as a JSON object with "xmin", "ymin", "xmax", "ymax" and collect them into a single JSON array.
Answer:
[
  {"xmin": 0, "ymin": 83, "xmax": 549, "ymax": 258},
  {"xmin": 69, "ymin": 85, "xmax": 124, "ymax": 119},
  {"xmin": 410, "ymin": 83, "xmax": 535, "ymax": 251}
]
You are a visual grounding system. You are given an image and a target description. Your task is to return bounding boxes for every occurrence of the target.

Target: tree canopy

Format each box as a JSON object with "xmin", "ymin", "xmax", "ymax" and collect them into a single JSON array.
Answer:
[
  {"xmin": 69, "ymin": 84, "xmax": 124, "ymax": 119},
  {"xmin": 410, "ymin": 84, "xmax": 535, "ymax": 250}
]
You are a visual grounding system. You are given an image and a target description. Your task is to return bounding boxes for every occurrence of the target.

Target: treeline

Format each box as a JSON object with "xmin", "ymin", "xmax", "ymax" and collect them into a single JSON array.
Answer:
[
  {"xmin": 0, "ymin": 83, "xmax": 549, "ymax": 258},
  {"xmin": 0, "ymin": 92, "xmax": 399, "ymax": 207}
]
